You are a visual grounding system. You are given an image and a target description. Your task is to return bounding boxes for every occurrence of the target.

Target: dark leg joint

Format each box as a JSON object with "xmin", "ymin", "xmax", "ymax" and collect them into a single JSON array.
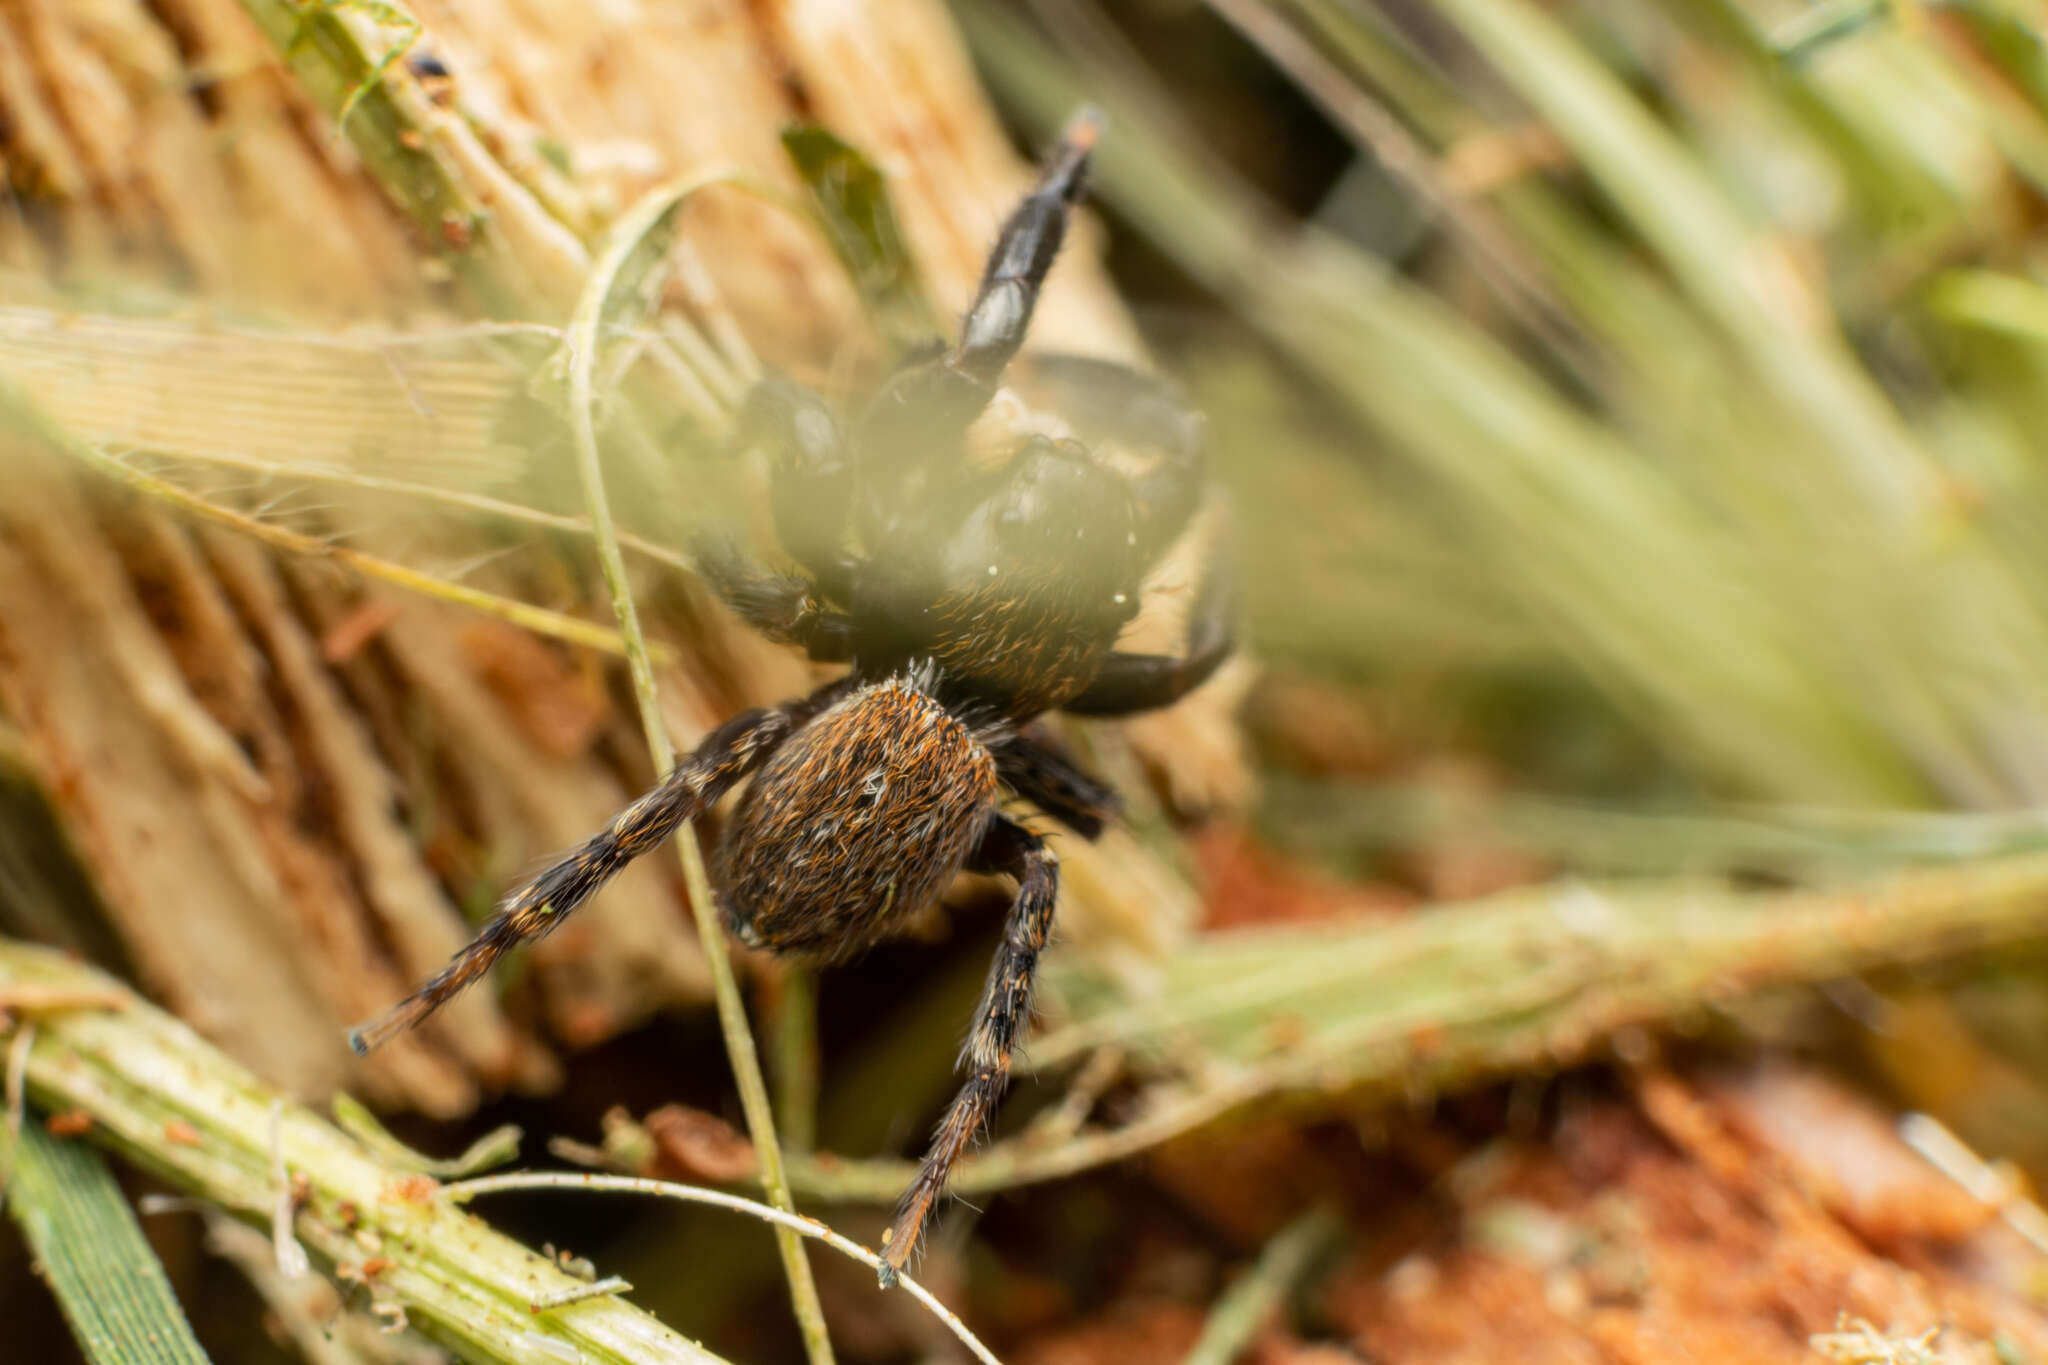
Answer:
[
  {"xmin": 691, "ymin": 534, "xmax": 857, "ymax": 662},
  {"xmin": 995, "ymin": 734, "xmax": 1119, "ymax": 840},
  {"xmin": 1008, "ymin": 351, "xmax": 1209, "ymax": 557}
]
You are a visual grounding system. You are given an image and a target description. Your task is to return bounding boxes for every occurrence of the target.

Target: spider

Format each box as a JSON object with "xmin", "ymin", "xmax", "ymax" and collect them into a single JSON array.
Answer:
[{"xmin": 348, "ymin": 110, "xmax": 1231, "ymax": 1285}]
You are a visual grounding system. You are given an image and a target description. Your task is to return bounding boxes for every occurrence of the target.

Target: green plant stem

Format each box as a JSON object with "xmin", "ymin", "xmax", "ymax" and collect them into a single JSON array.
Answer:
[
  {"xmin": 0, "ymin": 944, "xmax": 724, "ymax": 1365},
  {"xmin": 1182, "ymin": 1205, "xmax": 1343, "ymax": 1365},
  {"xmin": 3, "ymin": 1113, "xmax": 212, "ymax": 1365},
  {"xmin": 765, "ymin": 849, "xmax": 2048, "ymax": 1203},
  {"xmin": 562, "ymin": 179, "xmax": 836, "ymax": 1364},
  {"xmin": 771, "ymin": 964, "xmax": 822, "ymax": 1153},
  {"xmin": 234, "ymin": 0, "xmax": 534, "ymax": 314}
]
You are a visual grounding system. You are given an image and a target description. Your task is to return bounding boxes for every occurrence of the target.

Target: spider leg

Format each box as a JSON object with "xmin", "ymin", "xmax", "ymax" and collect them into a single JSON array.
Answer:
[
  {"xmin": 852, "ymin": 110, "xmax": 1104, "ymax": 536},
  {"xmin": 347, "ymin": 679, "xmax": 847, "ymax": 1055},
  {"xmin": 1018, "ymin": 352, "xmax": 1207, "ymax": 556},
  {"xmin": 954, "ymin": 108, "xmax": 1102, "ymax": 385},
  {"xmin": 692, "ymin": 535, "xmax": 856, "ymax": 663},
  {"xmin": 881, "ymin": 814, "xmax": 1056, "ymax": 1286},
  {"xmin": 1062, "ymin": 562, "xmax": 1235, "ymax": 716},
  {"xmin": 996, "ymin": 732, "xmax": 1119, "ymax": 839},
  {"xmin": 735, "ymin": 377, "xmax": 857, "ymax": 591}
]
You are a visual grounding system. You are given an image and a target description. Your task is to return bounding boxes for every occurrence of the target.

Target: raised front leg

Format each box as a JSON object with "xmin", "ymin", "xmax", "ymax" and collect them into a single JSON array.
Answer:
[
  {"xmin": 880, "ymin": 814, "xmax": 1058, "ymax": 1286},
  {"xmin": 853, "ymin": 109, "xmax": 1106, "ymax": 543},
  {"xmin": 953, "ymin": 109, "xmax": 1102, "ymax": 384},
  {"xmin": 1063, "ymin": 563, "xmax": 1234, "ymax": 717},
  {"xmin": 347, "ymin": 680, "xmax": 848, "ymax": 1054}
]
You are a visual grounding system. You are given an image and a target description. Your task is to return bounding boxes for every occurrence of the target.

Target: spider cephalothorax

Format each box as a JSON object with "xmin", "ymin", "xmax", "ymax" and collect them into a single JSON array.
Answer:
[{"xmin": 349, "ymin": 110, "xmax": 1231, "ymax": 1284}]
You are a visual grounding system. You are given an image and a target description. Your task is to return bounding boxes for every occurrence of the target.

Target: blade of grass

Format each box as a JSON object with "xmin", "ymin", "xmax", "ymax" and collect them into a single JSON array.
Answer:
[
  {"xmin": 1181, "ymin": 1205, "xmax": 1343, "ymax": 1365},
  {"xmin": 1772, "ymin": 0, "xmax": 1888, "ymax": 62},
  {"xmin": 1926, "ymin": 269, "xmax": 2048, "ymax": 346},
  {"xmin": 1256, "ymin": 778, "xmax": 2048, "ymax": 878},
  {"xmin": 1425, "ymin": 0, "xmax": 1945, "ymax": 531},
  {"xmin": 3, "ymin": 1116, "xmax": 212, "ymax": 1365},
  {"xmin": 558, "ymin": 175, "xmax": 836, "ymax": 1361}
]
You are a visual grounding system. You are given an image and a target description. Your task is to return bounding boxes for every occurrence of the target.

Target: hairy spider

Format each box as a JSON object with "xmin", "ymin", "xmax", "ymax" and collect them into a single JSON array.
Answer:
[{"xmin": 348, "ymin": 110, "xmax": 1231, "ymax": 1284}]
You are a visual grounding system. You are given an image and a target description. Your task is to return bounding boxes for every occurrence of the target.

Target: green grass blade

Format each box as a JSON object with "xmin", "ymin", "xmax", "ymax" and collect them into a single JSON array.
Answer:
[
  {"xmin": 782, "ymin": 126, "xmax": 939, "ymax": 352},
  {"xmin": 1181, "ymin": 1206, "xmax": 1343, "ymax": 1365},
  {"xmin": 1425, "ymin": 0, "xmax": 1944, "ymax": 532},
  {"xmin": 4, "ymin": 1116, "xmax": 211, "ymax": 1365}
]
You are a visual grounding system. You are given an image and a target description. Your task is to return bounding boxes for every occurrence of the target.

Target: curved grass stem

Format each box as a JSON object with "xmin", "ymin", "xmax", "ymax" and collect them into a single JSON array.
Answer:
[
  {"xmin": 561, "ymin": 175, "xmax": 837, "ymax": 1365},
  {"xmin": 445, "ymin": 1172, "xmax": 999, "ymax": 1365}
]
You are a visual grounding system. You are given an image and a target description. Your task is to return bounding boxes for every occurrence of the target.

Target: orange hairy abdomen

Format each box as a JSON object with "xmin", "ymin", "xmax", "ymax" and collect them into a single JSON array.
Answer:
[{"xmin": 717, "ymin": 678, "xmax": 998, "ymax": 956}]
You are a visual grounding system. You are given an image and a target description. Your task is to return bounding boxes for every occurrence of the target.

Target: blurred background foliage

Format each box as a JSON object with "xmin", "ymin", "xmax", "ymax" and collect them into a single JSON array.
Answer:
[
  {"xmin": 970, "ymin": 0, "xmax": 2048, "ymax": 1197},
  {"xmin": 979, "ymin": 0, "xmax": 2048, "ymax": 809}
]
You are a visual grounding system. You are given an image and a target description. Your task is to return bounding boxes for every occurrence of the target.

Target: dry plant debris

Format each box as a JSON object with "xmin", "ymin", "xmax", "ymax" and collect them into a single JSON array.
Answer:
[{"xmin": 1311, "ymin": 1070, "xmax": 2048, "ymax": 1365}]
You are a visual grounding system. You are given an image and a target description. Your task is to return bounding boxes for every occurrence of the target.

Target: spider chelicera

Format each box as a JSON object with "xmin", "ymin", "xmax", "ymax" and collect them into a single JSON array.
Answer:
[{"xmin": 348, "ymin": 110, "xmax": 1232, "ymax": 1284}]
